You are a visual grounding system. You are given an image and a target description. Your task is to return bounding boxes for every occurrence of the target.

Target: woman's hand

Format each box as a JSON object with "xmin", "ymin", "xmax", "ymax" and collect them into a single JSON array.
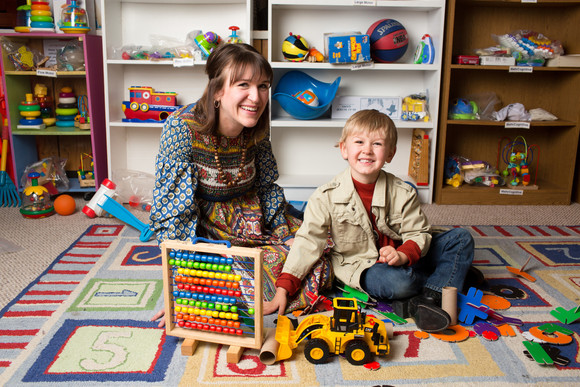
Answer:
[
  {"xmin": 151, "ymin": 309, "xmax": 166, "ymax": 328},
  {"xmin": 263, "ymin": 287, "xmax": 288, "ymax": 315}
]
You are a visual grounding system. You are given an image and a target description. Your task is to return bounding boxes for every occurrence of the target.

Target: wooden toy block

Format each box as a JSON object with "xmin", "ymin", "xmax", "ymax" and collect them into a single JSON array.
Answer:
[{"xmin": 408, "ymin": 128, "xmax": 429, "ymax": 186}]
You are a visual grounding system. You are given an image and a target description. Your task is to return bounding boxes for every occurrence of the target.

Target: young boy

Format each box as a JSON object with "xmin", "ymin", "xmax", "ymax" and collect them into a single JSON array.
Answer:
[{"xmin": 264, "ymin": 109, "xmax": 475, "ymax": 332}]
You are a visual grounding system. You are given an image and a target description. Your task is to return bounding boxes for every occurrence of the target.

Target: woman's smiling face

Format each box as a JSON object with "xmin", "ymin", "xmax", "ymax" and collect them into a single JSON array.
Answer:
[{"xmin": 215, "ymin": 67, "xmax": 271, "ymax": 137}]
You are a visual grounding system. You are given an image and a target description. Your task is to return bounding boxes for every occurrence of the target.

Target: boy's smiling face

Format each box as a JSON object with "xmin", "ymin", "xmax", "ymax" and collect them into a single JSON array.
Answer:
[{"xmin": 339, "ymin": 130, "xmax": 396, "ymax": 184}]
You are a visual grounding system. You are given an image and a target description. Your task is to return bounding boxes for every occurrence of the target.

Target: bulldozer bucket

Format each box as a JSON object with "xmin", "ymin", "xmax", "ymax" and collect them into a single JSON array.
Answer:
[{"xmin": 275, "ymin": 315, "xmax": 296, "ymax": 361}]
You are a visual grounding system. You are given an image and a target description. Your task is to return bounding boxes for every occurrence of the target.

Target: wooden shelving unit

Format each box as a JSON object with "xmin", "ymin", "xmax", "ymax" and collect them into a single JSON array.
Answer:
[
  {"xmin": 0, "ymin": 32, "xmax": 106, "ymax": 193},
  {"xmin": 435, "ymin": 0, "xmax": 580, "ymax": 205}
]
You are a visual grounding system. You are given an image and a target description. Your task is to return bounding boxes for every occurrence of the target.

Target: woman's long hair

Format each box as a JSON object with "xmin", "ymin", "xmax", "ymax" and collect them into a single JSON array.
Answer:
[{"xmin": 194, "ymin": 43, "xmax": 273, "ymax": 144}]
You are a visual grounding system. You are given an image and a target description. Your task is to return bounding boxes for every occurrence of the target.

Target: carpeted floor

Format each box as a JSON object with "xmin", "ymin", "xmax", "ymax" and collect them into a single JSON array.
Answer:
[
  {"xmin": 1, "ymin": 199, "xmax": 580, "ymax": 385},
  {"xmin": 2, "ymin": 198, "xmax": 579, "ymax": 310}
]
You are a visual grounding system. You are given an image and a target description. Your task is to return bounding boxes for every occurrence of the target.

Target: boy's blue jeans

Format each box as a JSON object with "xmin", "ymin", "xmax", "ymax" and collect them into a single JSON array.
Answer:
[{"xmin": 360, "ymin": 228, "xmax": 474, "ymax": 300}]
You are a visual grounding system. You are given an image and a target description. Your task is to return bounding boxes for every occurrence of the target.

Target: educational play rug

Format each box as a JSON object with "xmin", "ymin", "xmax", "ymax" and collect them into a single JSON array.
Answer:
[{"xmin": 1, "ymin": 225, "xmax": 580, "ymax": 386}]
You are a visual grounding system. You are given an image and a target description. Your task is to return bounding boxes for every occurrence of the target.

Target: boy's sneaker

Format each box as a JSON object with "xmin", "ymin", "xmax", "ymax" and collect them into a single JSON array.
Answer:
[
  {"xmin": 463, "ymin": 266, "xmax": 486, "ymax": 293},
  {"xmin": 422, "ymin": 287, "xmax": 443, "ymax": 307},
  {"xmin": 392, "ymin": 294, "xmax": 450, "ymax": 333}
]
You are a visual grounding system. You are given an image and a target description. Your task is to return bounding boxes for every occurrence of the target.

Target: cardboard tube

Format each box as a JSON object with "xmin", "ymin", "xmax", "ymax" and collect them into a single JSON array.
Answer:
[
  {"xmin": 442, "ymin": 286, "xmax": 458, "ymax": 325},
  {"xmin": 259, "ymin": 327, "xmax": 279, "ymax": 365}
]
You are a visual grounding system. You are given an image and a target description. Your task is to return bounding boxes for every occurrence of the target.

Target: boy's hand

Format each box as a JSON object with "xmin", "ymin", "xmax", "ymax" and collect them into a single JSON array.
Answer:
[
  {"xmin": 263, "ymin": 287, "xmax": 288, "ymax": 315},
  {"xmin": 378, "ymin": 246, "xmax": 409, "ymax": 266},
  {"xmin": 151, "ymin": 309, "xmax": 166, "ymax": 328}
]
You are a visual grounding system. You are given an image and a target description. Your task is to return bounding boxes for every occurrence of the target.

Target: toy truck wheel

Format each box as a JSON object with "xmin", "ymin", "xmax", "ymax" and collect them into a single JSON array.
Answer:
[
  {"xmin": 345, "ymin": 340, "xmax": 371, "ymax": 366},
  {"xmin": 304, "ymin": 338, "xmax": 330, "ymax": 364}
]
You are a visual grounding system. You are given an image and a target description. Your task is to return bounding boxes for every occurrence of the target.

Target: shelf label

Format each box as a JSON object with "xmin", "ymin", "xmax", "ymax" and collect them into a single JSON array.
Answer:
[
  {"xmin": 353, "ymin": 0, "xmax": 376, "ymax": 5},
  {"xmin": 521, "ymin": 0, "xmax": 537, "ymax": 3},
  {"xmin": 36, "ymin": 69, "xmax": 57, "ymax": 78},
  {"xmin": 351, "ymin": 62, "xmax": 375, "ymax": 71},
  {"xmin": 173, "ymin": 58, "xmax": 194, "ymax": 67},
  {"xmin": 509, "ymin": 66, "xmax": 533, "ymax": 73},
  {"xmin": 504, "ymin": 122, "xmax": 531, "ymax": 129},
  {"xmin": 500, "ymin": 189, "xmax": 524, "ymax": 196}
]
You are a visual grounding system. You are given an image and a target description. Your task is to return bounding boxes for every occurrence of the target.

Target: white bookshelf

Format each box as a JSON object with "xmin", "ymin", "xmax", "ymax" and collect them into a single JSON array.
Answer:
[
  {"xmin": 268, "ymin": 0, "xmax": 446, "ymax": 203},
  {"xmin": 100, "ymin": 0, "xmax": 444, "ymax": 203},
  {"xmin": 101, "ymin": 0, "xmax": 253, "ymax": 176}
]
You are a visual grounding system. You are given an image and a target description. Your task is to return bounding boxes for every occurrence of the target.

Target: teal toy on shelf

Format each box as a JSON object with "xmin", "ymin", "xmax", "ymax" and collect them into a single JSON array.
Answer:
[{"xmin": 448, "ymin": 98, "xmax": 479, "ymax": 120}]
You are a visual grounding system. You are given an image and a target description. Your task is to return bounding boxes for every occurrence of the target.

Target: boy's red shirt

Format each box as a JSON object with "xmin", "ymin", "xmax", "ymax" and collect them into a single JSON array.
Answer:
[
  {"xmin": 276, "ymin": 177, "xmax": 421, "ymax": 297},
  {"xmin": 352, "ymin": 178, "xmax": 421, "ymax": 266}
]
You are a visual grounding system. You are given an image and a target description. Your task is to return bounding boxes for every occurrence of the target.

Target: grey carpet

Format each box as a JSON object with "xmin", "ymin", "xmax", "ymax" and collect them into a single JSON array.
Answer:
[{"xmin": 1, "ymin": 196, "xmax": 579, "ymax": 310}]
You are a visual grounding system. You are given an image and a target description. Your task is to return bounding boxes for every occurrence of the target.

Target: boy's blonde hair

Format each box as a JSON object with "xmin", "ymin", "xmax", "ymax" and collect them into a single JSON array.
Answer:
[{"xmin": 337, "ymin": 109, "xmax": 397, "ymax": 153}]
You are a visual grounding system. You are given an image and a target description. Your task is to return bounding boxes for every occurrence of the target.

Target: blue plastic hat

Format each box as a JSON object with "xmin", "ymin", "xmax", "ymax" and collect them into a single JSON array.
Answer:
[{"xmin": 273, "ymin": 71, "xmax": 340, "ymax": 120}]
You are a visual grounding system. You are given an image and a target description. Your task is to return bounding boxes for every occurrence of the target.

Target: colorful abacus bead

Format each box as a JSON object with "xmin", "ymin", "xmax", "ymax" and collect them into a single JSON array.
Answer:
[{"xmin": 169, "ymin": 247, "xmax": 256, "ymax": 339}]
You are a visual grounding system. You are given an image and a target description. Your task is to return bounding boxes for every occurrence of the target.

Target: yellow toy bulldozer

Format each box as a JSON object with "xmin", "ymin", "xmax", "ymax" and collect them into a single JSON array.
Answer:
[{"xmin": 275, "ymin": 297, "xmax": 390, "ymax": 365}]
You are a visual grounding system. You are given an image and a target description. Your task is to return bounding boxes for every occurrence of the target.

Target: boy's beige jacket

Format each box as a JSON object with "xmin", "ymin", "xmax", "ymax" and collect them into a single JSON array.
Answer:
[{"xmin": 282, "ymin": 167, "xmax": 432, "ymax": 293}]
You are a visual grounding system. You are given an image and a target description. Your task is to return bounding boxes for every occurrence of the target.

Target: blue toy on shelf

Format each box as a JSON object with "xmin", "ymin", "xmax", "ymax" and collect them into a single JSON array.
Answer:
[
  {"xmin": 413, "ymin": 34, "xmax": 435, "ymax": 64},
  {"xmin": 272, "ymin": 71, "xmax": 340, "ymax": 120},
  {"xmin": 448, "ymin": 98, "xmax": 479, "ymax": 120}
]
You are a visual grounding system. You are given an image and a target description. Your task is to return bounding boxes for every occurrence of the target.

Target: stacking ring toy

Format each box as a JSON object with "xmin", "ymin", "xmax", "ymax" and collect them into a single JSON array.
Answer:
[
  {"xmin": 56, "ymin": 115, "xmax": 76, "ymax": 121},
  {"xmin": 55, "ymin": 107, "xmax": 78, "ymax": 116},
  {"xmin": 20, "ymin": 110, "xmax": 41, "ymax": 118},
  {"xmin": 56, "ymin": 120, "xmax": 76, "ymax": 127},
  {"xmin": 58, "ymin": 97, "xmax": 77, "ymax": 104},
  {"xmin": 20, "ymin": 118, "xmax": 44, "ymax": 125}
]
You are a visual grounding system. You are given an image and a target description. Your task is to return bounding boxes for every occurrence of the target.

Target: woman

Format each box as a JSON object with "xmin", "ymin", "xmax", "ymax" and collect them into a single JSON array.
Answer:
[{"xmin": 149, "ymin": 43, "xmax": 331, "ymax": 326}]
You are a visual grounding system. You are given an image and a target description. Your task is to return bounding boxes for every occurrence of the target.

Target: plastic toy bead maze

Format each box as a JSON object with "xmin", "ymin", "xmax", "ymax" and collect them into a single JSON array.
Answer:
[{"xmin": 160, "ymin": 239, "xmax": 263, "ymax": 364}]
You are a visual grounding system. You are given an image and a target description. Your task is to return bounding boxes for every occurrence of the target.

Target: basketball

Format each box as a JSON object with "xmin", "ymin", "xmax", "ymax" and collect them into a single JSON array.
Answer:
[
  {"xmin": 366, "ymin": 19, "xmax": 409, "ymax": 63},
  {"xmin": 282, "ymin": 33, "xmax": 309, "ymax": 62}
]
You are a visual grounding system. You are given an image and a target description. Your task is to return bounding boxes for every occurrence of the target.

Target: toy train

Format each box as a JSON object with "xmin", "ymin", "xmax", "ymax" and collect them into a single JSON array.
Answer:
[{"xmin": 122, "ymin": 86, "xmax": 181, "ymax": 122}]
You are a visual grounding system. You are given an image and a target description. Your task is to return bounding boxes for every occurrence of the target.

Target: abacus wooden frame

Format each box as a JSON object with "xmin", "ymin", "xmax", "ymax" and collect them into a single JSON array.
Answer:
[{"xmin": 160, "ymin": 240, "xmax": 264, "ymax": 351}]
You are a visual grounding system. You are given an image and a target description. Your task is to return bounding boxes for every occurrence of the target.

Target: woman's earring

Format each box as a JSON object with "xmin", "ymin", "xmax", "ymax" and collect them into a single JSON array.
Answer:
[{"xmin": 214, "ymin": 100, "xmax": 221, "ymax": 109}]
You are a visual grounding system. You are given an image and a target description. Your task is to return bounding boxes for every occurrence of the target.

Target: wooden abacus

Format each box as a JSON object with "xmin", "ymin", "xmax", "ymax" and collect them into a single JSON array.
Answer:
[{"xmin": 160, "ymin": 238, "xmax": 263, "ymax": 364}]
